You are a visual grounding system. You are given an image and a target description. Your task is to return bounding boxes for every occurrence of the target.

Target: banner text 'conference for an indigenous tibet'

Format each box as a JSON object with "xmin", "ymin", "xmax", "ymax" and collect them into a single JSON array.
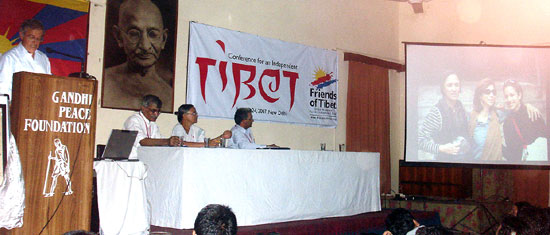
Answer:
[{"xmin": 187, "ymin": 22, "xmax": 338, "ymax": 127}]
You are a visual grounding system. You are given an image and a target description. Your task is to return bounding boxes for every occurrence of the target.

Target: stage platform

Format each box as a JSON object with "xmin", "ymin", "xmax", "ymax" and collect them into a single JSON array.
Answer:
[{"xmin": 150, "ymin": 209, "xmax": 441, "ymax": 235}]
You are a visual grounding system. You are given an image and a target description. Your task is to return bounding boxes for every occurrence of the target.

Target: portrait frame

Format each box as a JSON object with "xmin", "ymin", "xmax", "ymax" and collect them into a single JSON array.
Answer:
[{"xmin": 101, "ymin": 0, "xmax": 178, "ymax": 113}]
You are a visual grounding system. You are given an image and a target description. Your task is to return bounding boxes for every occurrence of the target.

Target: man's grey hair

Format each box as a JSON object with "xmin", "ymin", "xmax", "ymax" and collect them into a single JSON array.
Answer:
[
  {"xmin": 20, "ymin": 19, "xmax": 44, "ymax": 35},
  {"xmin": 141, "ymin": 94, "xmax": 162, "ymax": 108}
]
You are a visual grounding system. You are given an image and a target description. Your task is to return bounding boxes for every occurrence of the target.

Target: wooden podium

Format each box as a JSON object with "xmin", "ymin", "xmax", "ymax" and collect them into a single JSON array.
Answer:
[{"xmin": 6, "ymin": 72, "xmax": 97, "ymax": 234}]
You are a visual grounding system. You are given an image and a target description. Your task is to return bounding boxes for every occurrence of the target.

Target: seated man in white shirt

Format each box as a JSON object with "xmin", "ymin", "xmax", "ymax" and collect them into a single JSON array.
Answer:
[
  {"xmin": 124, "ymin": 94, "xmax": 181, "ymax": 159},
  {"xmin": 230, "ymin": 107, "xmax": 278, "ymax": 149},
  {"xmin": 172, "ymin": 104, "xmax": 231, "ymax": 147}
]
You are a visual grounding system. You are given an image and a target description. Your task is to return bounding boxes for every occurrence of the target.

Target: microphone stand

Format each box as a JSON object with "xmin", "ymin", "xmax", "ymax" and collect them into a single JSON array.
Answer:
[
  {"xmin": 80, "ymin": 60, "xmax": 85, "ymax": 79},
  {"xmin": 46, "ymin": 48, "xmax": 94, "ymax": 79}
]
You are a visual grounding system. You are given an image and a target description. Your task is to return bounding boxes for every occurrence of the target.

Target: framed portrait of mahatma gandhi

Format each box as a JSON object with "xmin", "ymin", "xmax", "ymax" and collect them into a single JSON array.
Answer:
[{"xmin": 102, "ymin": 0, "xmax": 177, "ymax": 113}]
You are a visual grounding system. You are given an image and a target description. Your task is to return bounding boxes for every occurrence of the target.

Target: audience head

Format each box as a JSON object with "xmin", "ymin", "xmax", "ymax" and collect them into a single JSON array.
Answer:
[
  {"xmin": 498, "ymin": 204, "xmax": 550, "ymax": 235},
  {"xmin": 385, "ymin": 208, "xmax": 418, "ymax": 235},
  {"xmin": 194, "ymin": 204, "xmax": 237, "ymax": 235},
  {"xmin": 416, "ymin": 225, "xmax": 454, "ymax": 235},
  {"xmin": 516, "ymin": 206, "xmax": 548, "ymax": 234},
  {"xmin": 512, "ymin": 201, "xmax": 533, "ymax": 217},
  {"xmin": 176, "ymin": 104, "xmax": 197, "ymax": 123},
  {"xmin": 496, "ymin": 215, "xmax": 528, "ymax": 235},
  {"xmin": 542, "ymin": 207, "xmax": 550, "ymax": 233},
  {"xmin": 515, "ymin": 202, "xmax": 539, "ymax": 220},
  {"xmin": 140, "ymin": 94, "xmax": 162, "ymax": 121},
  {"xmin": 234, "ymin": 108, "xmax": 253, "ymax": 128}
]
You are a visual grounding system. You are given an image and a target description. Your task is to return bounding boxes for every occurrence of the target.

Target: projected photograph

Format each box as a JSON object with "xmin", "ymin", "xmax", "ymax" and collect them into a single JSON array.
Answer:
[{"xmin": 405, "ymin": 43, "xmax": 550, "ymax": 165}]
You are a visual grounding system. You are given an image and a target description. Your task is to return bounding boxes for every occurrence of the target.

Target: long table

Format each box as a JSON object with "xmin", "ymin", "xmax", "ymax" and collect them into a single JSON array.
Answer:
[{"xmin": 138, "ymin": 147, "xmax": 381, "ymax": 229}]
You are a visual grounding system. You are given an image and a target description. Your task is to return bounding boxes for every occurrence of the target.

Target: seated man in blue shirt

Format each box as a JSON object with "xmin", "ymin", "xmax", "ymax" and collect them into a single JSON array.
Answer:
[{"xmin": 230, "ymin": 107, "xmax": 278, "ymax": 149}]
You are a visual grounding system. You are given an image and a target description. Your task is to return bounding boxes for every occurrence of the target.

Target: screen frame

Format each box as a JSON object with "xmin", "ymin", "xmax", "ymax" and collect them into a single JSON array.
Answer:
[{"xmin": 402, "ymin": 42, "xmax": 550, "ymax": 169}]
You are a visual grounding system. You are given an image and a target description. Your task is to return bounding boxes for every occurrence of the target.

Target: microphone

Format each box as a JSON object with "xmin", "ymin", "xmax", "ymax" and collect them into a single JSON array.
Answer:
[
  {"xmin": 45, "ymin": 47, "xmax": 93, "ymax": 79},
  {"xmin": 45, "ymin": 47, "xmax": 84, "ymax": 61}
]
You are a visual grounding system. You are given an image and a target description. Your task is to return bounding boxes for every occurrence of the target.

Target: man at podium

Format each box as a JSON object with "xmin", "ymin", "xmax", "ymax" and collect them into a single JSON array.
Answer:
[
  {"xmin": 0, "ymin": 19, "xmax": 51, "ymax": 229},
  {"xmin": 0, "ymin": 19, "xmax": 51, "ymax": 98}
]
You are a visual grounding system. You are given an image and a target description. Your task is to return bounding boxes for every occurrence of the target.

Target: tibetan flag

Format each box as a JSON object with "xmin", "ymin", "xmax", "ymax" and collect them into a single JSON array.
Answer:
[{"xmin": 0, "ymin": 0, "xmax": 89, "ymax": 76}]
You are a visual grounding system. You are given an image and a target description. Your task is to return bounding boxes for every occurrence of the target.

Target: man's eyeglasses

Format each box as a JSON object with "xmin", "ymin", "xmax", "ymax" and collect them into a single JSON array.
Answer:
[
  {"xmin": 147, "ymin": 107, "xmax": 161, "ymax": 114},
  {"xmin": 185, "ymin": 112, "xmax": 198, "ymax": 116},
  {"xmin": 121, "ymin": 28, "xmax": 163, "ymax": 44},
  {"xmin": 25, "ymin": 35, "xmax": 43, "ymax": 42}
]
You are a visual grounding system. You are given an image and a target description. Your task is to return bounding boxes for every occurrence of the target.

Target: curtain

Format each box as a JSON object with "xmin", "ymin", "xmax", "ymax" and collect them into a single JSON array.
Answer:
[{"xmin": 347, "ymin": 60, "xmax": 391, "ymax": 193}]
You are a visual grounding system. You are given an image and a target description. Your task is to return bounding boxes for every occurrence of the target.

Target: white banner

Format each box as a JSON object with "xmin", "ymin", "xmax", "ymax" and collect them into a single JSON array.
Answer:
[{"xmin": 187, "ymin": 22, "xmax": 338, "ymax": 127}]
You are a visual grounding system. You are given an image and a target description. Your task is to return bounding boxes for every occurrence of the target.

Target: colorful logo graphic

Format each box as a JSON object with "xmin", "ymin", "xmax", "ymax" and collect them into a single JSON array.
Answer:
[
  {"xmin": 0, "ymin": 27, "xmax": 16, "ymax": 53},
  {"xmin": 0, "ymin": 0, "xmax": 89, "ymax": 76},
  {"xmin": 311, "ymin": 68, "xmax": 335, "ymax": 89}
]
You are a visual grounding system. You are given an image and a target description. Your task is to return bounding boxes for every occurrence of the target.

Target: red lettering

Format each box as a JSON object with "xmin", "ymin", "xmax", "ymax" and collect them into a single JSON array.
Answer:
[
  {"xmin": 232, "ymin": 63, "xmax": 256, "ymax": 107},
  {"xmin": 258, "ymin": 69, "xmax": 280, "ymax": 103},
  {"xmin": 283, "ymin": 71, "xmax": 299, "ymax": 111},
  {"xmin": 219, "ymin": 61, "xmax": 228, "ymax": 91},
  {"xmin": 195, "ymin": 57, "xmax": 217, "ymax": 102},
  {"xmin": 196, "ymin": 52, "xmax": 299, "ymax": 111},
  {"xmin": 216, "ymin": 40, "xmax": 226, "ymax": 52}
]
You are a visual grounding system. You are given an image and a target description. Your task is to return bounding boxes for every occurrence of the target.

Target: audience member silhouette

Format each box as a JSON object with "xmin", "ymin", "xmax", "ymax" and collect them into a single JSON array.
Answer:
[
  {"xmin": 193, "ymin": 204, "xmax": 237, "ymax": 235},
  {"xmin": 383, "ymin": 208, "xmax": 421, "ymax": 235}
]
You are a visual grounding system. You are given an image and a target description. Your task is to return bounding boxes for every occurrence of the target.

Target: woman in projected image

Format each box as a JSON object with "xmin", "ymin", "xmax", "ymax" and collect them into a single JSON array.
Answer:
[
  {"xmin": 469, "ymin": 78, "xmax": 505, "ymax": 161},
  {"xmin": 502, "ymin": 80, "xmax": 548, "ymax": 162},
  {"xmin": 418, "ymin": 73, "xmax": 471, "ymax": 161}
]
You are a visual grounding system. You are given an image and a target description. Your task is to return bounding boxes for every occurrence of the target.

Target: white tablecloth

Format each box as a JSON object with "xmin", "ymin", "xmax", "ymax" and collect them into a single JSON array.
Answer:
[
  {"xmin": 138, "ymin": 147, "xmax": 380, "ymax": 229},
  {"xmin": 94, "ymin": 161, "xmax": 150, "ymax": 235}
]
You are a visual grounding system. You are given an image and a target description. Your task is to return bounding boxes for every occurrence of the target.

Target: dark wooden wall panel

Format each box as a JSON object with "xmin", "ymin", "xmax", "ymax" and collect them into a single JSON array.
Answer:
[
  {"xmin": 399, "ymin": 165, "xmax": 472, "ymax": 199},
  {"xmin": 512, "ymin": 169, "xmax": 549, "ymax": 207}
]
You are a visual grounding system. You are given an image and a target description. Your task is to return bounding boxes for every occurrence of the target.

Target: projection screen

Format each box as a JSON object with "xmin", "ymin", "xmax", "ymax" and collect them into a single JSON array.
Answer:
[{"xmin": 405, "ymin": 43, "xmax": 550, "ymax": 166}]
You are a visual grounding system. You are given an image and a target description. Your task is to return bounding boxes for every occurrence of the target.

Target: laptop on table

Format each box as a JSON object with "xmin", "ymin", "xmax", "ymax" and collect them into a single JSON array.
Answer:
[{"xmin": 100, "ymin": 129, "xmax": 138, "ymax": 161}]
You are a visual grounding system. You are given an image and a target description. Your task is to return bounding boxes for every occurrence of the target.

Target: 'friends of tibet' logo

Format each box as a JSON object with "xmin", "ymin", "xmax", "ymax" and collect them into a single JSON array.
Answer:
[{"xmin": 310, "ymin": 68, "xmax": 335, "ymax": 89}]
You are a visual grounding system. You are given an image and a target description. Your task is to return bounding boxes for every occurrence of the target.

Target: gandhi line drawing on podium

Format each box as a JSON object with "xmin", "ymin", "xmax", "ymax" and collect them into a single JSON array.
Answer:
[{"xmin": 43, "ymin": 138, "xmax": 73, "ymax": 197}]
